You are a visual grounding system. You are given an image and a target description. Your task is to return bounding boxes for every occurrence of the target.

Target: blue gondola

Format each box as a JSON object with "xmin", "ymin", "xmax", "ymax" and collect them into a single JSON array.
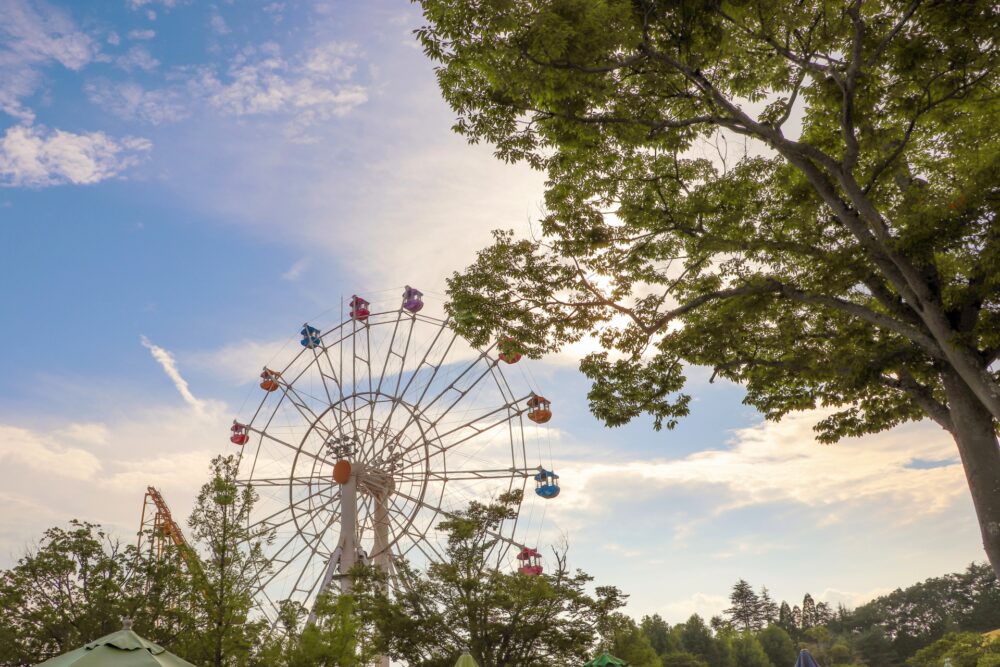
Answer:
[
  {"xmin": 300, "ymin": 324, "xmax": 322, "ymax": 348},
  {"xmin": 534, "ymin": 467, "xmax": 560, "ymax": 499}
]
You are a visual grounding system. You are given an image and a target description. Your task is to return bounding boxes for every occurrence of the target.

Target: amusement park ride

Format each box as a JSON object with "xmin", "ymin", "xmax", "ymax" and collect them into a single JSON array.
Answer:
[
  {"xmin": 140, "ymin": 287, "xmax": 562, "ymax": 659},
  {"xmin": 228, "ymin": 286, "xmax": 562, "ymax": 624}
]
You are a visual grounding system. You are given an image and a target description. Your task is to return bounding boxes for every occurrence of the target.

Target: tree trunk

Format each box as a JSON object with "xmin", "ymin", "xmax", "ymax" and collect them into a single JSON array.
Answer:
[{"xmin": 944, "ymin": 371, "xmax": 1000, "ymax": 580}]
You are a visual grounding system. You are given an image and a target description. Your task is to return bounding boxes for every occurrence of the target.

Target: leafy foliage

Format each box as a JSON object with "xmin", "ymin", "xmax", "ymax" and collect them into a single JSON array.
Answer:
[
  {"xmin": 418, "ymin": 0, "xmax": 1000, "ymax": 574},
  {"xmin": 353, "ymin": 490, "xmax": 628, "ymax": 667},
  {"xmin": 184, "ymin": 454, "xmax": 274, "ymax": 667},
  {"xmin": 0, "ymin": 521, "xmax": 198, "ymax": 666}
]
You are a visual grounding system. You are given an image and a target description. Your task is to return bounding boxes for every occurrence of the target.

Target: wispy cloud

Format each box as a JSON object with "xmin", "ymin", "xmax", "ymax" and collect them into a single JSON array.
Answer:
[
  {"xmin": 0, "ymin": 124, "xmax": 151, "ymax": 187},
  {"xmin": 201, "ymin": 42, "xmax": 368, "ymax": 141},
  {"xmin": 84, "ymin": 41, "xmax": 368, "ymax": 142},
  {"xmin": 0, "ymin": 424, "xmax": 102, "ymax": 481},
  {"xmin": 209, "ymin": 14, "xmax": 229, "ymax": 35},
  {"xmin": 140, "ymin": 335, "xmax": 206, "ymax": 413},
  {"xmin": 116, "ymin": 45, "xmax": 159, "ymax": 72},
  {"xmin": 281, "ymin": 256, "xmax": 310, "ymax": 281},
  {"xmin": 126, "ymin": 0, "xmax": 184, "ymax": 9},
  {"xmin": 127, "ymin": 28, "xmax": 155, "ymax": 40},
  {"xmin": 550, "ymin": 411, "xmax": 965, "ymax": 533},
  {"xmin": 0, "ymin": 0, "xmax": 97, "ymax": 121},
  {"xmin": 84, "ymin": 79, "xmax": 191, "ymax": 125}
]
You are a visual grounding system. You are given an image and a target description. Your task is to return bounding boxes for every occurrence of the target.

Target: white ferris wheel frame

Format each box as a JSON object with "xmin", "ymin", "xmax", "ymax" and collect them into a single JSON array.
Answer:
[{"xmin": 233, "ymin": 303, "xmax": 550, "ymax": 625}]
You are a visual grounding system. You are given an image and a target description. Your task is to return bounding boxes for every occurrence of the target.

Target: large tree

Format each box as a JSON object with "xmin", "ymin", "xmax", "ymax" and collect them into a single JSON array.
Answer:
[
  {"xmin": 726, "ymin": 580, "xmax": 762, "ymax": 632},
  {"xmin": 0, "ymin": 521, "xmax": 199, "ymax": 667},
  {"xmin": 186, "ymin": 455, "xmax": 274, "ymax": 667},
  {"xmin": 417, "ymin": 0, "xmax": 1000, "ymax": 574}
]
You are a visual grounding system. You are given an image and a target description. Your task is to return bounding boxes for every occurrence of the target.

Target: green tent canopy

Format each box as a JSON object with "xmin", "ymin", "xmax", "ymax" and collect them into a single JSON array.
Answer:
[
  {"xmin": 584, "ymin": 653, "xmax": 628, "ymax": 667},
  {"xmin": 455, "ymin": 652, "xmax": 480, "ymax": 667},
  {"xmin": 34, "ymin": 622, "xmax": 197, "ymax": 667}
]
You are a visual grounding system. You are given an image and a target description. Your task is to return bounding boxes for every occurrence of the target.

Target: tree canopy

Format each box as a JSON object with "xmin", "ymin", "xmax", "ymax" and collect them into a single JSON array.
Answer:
[
  {"xmin": 353, "ymin": 490, "xmax": 628, "ymax": 667},
  {"xmin": 416, "ymin": 0, "xmax": 1000, "ymax": 575}
]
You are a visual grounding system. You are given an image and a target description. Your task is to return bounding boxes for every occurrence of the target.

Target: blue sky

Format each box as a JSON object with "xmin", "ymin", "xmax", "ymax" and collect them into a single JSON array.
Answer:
[{"xmin": 0, "ymin": 0, "xmax": 985, "ymax": 626}]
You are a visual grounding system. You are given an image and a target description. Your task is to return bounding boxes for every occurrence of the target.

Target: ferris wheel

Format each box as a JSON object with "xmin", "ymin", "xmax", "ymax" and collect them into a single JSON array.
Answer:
[{"xmin": 228, "ymin": 287, "xmax": 561, "ymax": 623}]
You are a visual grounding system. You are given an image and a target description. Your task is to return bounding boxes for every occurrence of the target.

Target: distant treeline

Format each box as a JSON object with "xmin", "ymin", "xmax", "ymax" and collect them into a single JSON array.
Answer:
[{"xmin": 630, "ymin": 563, "xmax": 1000, "ymax": 666}]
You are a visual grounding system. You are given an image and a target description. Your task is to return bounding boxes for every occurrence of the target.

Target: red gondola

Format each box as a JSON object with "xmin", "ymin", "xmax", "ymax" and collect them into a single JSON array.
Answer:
[
  {"xmin": 230, "ymin": 421, "xmax": 249, "ymax": 446},
  {"xmin": 498, "ymin": 337, "xmax": 522, "ymax": 364},
  {"xmin": 350, "ymin": 295, "xmax": 370, "ymax": 321}
]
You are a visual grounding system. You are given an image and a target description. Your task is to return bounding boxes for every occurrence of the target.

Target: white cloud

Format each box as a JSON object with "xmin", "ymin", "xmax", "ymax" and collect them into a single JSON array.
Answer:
[
  {"xmin": 303, "ymin": 42, "xmax": 358, "ymax": 79},
  {"xmin": 84, "ymin": 42, "xmax": 367, "ymax": 140},
  {"xmin": 659, "ymin": 591, "xmax": 730, "ymax": 622},
  {"xmin": 107, "ymin": 31, "xmax": 120, "ymax": 46},
  {"xmin": 549, "ymin": 411, "xmax": 965, "ymax": 531},
  {"xmin": 0, "ymin": 424, "xmax": 102, "ymax": 481},
  {"xmin": 209, "ymin": 15, "xmax": 230, "ymax": 35},
  {"xmin": 116, "ymin": 45, "xmax": 159, "ymax": 71},
  {"xmin": 0, "ymin": 399, "xmax": 231, "ymax": 565},
  {"xmin": 85, "ymin": 79, "xmax": 190, "ymax": 125},
  {"xmin": 57, "ymin": 422, "xmax": 111, "ymax": 447},
  {"xmin": 127, "ymin": 28, "xmax": 156, "ymax": 40},
  {"xmin": 816, "ymin": 586, "xmax": 893, "ymax": 610},
  {"xmin": 0, "ymin": 124, "xmax": 151, "ymax": 187},
  {"xmin": 140, "ymin": 335, "xmax": 207, "ymax": 413},
  {"xmin": 127, "ymin": 0, "xmax": 183, "ymax": 9},
  {"xmin": 200, "ymin": 42, "xmax": 368, "ymax": 140},
  {"xmin": 281, "ymin": 256, "xmax": 310, "ymax": 281},
  {"xmin": 0, "ymin": 0, "xmax": 96, "ymax": 120}
]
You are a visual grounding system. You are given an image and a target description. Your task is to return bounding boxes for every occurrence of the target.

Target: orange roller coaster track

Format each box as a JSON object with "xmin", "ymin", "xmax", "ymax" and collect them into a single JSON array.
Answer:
[{"xmin": 138, "ymin": 486, "xmax": 207, "ymax": 592}]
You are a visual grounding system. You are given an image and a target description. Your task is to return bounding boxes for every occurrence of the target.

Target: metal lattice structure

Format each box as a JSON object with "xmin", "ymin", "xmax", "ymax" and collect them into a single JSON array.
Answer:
[
  {"xmin": 137, "ymin": 486, "xmax": 208, "ymax": 594},
  {"xmin": 232, "ymin": 296, "xmax": 551, "ymax": 625},
  {"xmin": 138, "ymin": 486, "xmax": 191, "ymax": 561}
]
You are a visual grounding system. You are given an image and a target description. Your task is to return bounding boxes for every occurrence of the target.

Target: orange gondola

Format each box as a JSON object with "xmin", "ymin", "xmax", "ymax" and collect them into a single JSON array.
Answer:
[
  {"xmin": 526, "ymin": 395, "xmax": 551, "ymax": 424},
  {"xmin": 260, "ymin": 368, "xmax": 282, "ymax": 392}
]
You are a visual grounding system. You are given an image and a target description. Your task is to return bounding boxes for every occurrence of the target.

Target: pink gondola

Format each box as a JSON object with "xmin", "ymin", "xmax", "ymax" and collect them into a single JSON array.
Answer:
[{"xmin": 517, "ymin": 547, "xmax": 543, "ymax": 576}]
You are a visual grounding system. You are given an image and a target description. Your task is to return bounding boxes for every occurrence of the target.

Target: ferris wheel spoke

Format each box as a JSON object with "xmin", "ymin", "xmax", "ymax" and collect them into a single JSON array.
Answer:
[
  {"xmin": 256, "ymin": 497, "xmax": 340, "ymax": 591},
  {"xmin": 248, "ymin": 486, "xmax": 340, "ymax": 534},
  {"xmin": 392, "ymin": 363, "xmax": 513, "ymax": 455},
  {"xmin": 384, "ymin": 501, "xmax": 446, "ymax": 564},
  {"xmin": 238, "ymin": 476, "xmax": 335, "ymax": 487},
  {"xmin": 394, "ymin": 467, "xmax": 538, "ymax": 482},
  {"xmin": 251, "ymin": 426, "xmax": 336, "ymax": 468},
  {"xmin": 397, "ymin": 398, "xmax": 529, "ymax": 466},
  {"xmin": 391, "ymin": 487, "xmax": 527, "ymax": 551},
  {"xmin": 376, "ymin": 328, "xmax": 469, "ymax": 440},
  {"xmin": 280, "ymin": 382, "xmax": 339, "ymax": 441},
  {"xmin": 255, "ymin": 524, "xmax": 331, "ymax": 594},
  {"xmin": 283, "ymin": 506, "xmax": 343, "ymax": 603},
  {"xmin": 361, "ymin": 311, "xmax": 415, "ymax": 459},
  {"xmin": 259, "ymin": 500, "xmax": 340, "ymax": 535}
]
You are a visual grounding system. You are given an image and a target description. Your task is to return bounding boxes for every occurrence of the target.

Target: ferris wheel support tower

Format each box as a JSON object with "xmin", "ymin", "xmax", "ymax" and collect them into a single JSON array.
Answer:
[{"xmin": 312, "ymin": 461, "xmax": 395, "ymax": 601}]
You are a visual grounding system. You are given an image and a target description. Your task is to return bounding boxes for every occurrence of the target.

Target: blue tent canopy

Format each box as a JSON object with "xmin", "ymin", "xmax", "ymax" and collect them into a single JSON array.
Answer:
[{"xmin": 794, "ymin": 649, "xmax": 820, "ymax": 667}]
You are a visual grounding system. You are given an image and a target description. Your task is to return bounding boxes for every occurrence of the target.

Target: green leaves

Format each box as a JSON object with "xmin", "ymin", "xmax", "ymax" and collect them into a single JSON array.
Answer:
[
  {"xmin": 353, "ymin": 495, "xmax": 626, "ymax": 666},
  {"xmin": 421, "ymin": 0, "xmax": 1000, "ymax": 447},
  {"xmin": 581, "ymin": 351, "xmax": 690, "ymax": 430}
]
